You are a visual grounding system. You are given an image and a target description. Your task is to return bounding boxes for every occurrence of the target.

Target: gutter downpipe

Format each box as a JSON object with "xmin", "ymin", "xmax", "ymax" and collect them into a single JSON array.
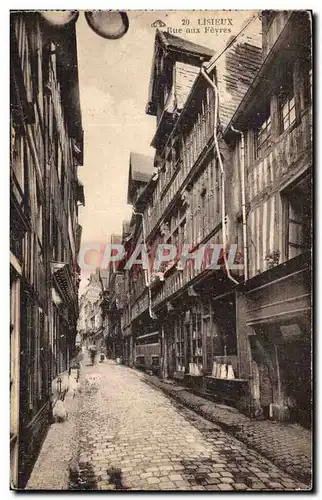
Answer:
[
  {"xmin": 200, "ymin": 66, "xmax": 239, "ymax": 285},
  {"xmin": 132, "ymin": 209, "xmax": 157, "ymax": 320},
  {"xmin": 230, "ymin": 125, "xmax": 248, "ymax": 282}
]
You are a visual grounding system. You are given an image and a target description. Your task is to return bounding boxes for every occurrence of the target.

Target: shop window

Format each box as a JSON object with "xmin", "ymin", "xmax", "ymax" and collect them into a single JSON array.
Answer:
[
  {"xmin": 203, "ymin": 305, "xmax": 213, "ymax": 372},
  {"xmin": 282, "ymin": 174, "xmax": 312, "ymax": 259},
  {"xmin": 255, "ymin": 103, "xmax": 271, "ymax": 157},
  {"xmin": 175, "ymin": 314, "xmax": 185, "ymax": 372},
  {"xmin": 190, "ymin": 311, "xmax": 202, "ymax": 366}
]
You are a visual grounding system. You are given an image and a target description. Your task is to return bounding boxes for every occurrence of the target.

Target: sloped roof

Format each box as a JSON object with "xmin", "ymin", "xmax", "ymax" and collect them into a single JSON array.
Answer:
[
  {"xmin": 147, "ymin": 31, "xmax": 214, "ymax": 116},
  {"xmin": 129, "ymin": 152, "xmax": 154, "ymax": 183},
  {"xmin": 122, "ymin": 220, "xmax": 131, "ymax": 239},
  {"xmin": 161, "ymin": 15, "xmax": 263, "ymax": 143},
  {"xmin": 127, "ymin": 152, "xmax": 155, "ymax": 204},
  {"xmin": 216, "ymin": 40, "xmax": 262, "ymax": 130},
  {"xmin": 110, "ymin": 234, "xmax": 122, "ymax": 245},
  {"xmin": 99, "ymin": 269, "xmax": 109, "ymax": 291},
  {"xmin": 158, "ymin": 30, "xmax": 214, "ymax": 58}
]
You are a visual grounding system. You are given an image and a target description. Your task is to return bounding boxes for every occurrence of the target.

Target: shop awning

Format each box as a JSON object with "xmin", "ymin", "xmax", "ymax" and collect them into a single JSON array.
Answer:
[{"xmin": 51, "ymin": 262, "xmax": 78, "ymax": 316}]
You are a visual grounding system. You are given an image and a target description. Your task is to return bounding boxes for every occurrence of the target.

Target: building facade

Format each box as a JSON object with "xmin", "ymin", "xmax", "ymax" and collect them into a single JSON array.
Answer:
[
  {"xmin": 78, "ymin": 269, "xmax": 107, "ymax": 351},
  {"xmin": 119, "ymin": 14, "xmax": 312, "ymax": 426},
  {"xmin": 10, "ymin": 11, "xmax": 84, "ymax": 487},
  {"xmin": 123, "ymin": 153, "xmax": 160, "ymax": 372},
  {"xmin": 229, "ymin": 11, "xmax": 312, "ymax": 426},
  {"xmin": 104, "ymin": 234, "xmax": 123, "ymax": 360}
]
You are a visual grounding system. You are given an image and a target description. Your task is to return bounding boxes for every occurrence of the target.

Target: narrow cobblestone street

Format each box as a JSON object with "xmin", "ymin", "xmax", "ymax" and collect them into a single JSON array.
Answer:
[{"xmin": 55, "ymin": 359, "xmax": 307, "ymax": 492}]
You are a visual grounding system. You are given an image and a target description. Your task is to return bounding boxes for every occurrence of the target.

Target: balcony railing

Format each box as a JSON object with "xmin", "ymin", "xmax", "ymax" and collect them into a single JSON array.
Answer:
[
  {"xmin": 151, "ymin": 226, "xmax": 226, "ymax": 309},
  {"xmin": 130, "ymin": 289, "xmax": 149, "ymax": 321},
  {"xmin": 248, "ymin": 107, "xmax": 312, "ymax": 205},
  {"xmin": 145, "ymin": 100, "xmax": 214, "ymax": 239}
]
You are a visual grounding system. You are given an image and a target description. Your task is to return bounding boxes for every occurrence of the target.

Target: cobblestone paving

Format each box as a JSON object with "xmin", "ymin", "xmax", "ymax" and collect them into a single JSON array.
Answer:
[
  {"xmin": 141, "ymin": 373, "xmax": 312, "ymax": 485},
  {"xmin": 71, "ymin": 361, "xmax": 309, "ymax": 491}
]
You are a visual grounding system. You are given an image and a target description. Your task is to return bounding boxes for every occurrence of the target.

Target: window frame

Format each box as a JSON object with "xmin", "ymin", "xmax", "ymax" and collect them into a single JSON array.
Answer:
[
  {"xmin": 255, "ymin": 113, "xmax": 272, "ymax": 157},
  {"xmin": 282, "ymin": 174, "xmax": 312, "ymax": 260},
  {"xmin": 278, "ymin": 63, "xmax": 296, "ymax": 134},
  {"xmin": 280, "ymin": 93, "xmax": 296, "ymax": 133}
]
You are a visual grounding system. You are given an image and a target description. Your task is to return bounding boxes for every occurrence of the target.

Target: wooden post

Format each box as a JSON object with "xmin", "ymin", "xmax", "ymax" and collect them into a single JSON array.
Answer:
[
  {"xmin": 162, "ymin": 323, "xmax": 168, "ymax": 379},
  {"xmin": 293, "ymin": 58, "xmax": 302, "ymax": 124},
  {"xmin": 274, "ymin": 343, "xmax": 282, "ymax": 406},
  {"xmin": 235, "ymin": 290, "xmax": 252, "ymax": 380},
  {"xmin": 270, "ymin": 94, "xmax": 280, "ymax": 139}
]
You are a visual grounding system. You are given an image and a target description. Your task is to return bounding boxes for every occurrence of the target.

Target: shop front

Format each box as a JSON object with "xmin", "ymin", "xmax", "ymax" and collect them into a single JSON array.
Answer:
[
  {"xmin": 242, "ymin": 252, "xmax": 312, "ymax": 425},
  {"xmin": 159, "ymin": 278, "xmax": 250, "ymax": 409},
  {"xmin": 132, "ymin": 311, "xmax": 160, "ymax": 373}
]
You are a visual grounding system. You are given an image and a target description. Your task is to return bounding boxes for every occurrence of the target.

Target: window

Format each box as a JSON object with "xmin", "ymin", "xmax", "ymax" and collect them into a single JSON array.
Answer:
[
  {"xmin": 201, "ymin": 188, "xmax": 207, "ymax": 237},
  {"xmin": 11, "ymin": 126, "xmax": 25, "ymax": 195},
  {"xmin": 255, "ymin": 104, "xmax": 271, "ymax": 155},
  {"xmin": 283, "ymin": 174, "xmax": 312, "ymax": 259},
  {"xmin": 173, "ymin": 137, "xmax": 181, "ymax": 170},
  {"xmin": 303, "ymin": 63, "xmax": 312, "ymax": 108},
  {"xmin": 172, "ymin": 228, "xmax": 179, "ymax": 247},
  {"xmin": 190, "ymin": 310, "xmax": 202, "ymax": 366},
  {"xmin": 180, "ymin": 219, "xmax": 187, "ymax": 245},
  {"xmin": 279, "ymin": 65, "xmax": 296, "ymax": 133},
  {"xmin": 280, "ymin": 95, "xmax": 296, "ymax": 132},
  {"xmin": 175, "ymin": 314, "xmax": 185, "ymax": 372}
]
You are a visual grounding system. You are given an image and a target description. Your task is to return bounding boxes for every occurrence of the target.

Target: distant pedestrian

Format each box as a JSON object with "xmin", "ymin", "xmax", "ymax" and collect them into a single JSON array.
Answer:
[
  {"xmin": 89, "ymin": 345, "xmax": 97, "ymax": 365},
  {"xmin": 99, "ymin": 352, "xmax": 105, "ymax": 363}
]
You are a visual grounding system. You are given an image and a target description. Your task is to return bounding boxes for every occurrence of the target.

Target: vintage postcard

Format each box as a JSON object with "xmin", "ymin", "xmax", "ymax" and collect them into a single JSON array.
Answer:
[{"xmin": 10, "ymin": 10, "xmax": 312, "ymax": 491}]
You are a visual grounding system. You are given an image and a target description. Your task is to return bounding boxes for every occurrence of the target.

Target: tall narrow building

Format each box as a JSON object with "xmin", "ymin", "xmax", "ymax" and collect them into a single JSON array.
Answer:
[{"xmin": 10, "ymin": 11, "xmax": 84, "ymax": 487}]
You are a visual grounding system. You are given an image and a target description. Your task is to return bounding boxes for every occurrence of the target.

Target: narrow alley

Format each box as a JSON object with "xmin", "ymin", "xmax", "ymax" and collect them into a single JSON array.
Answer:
[
  {"xmin": 27, "ymin": 359, "xmax": 308, "ymax": 491},
  {"xmin": 10, "ymin": 10, "xmax": 313, "ymax": 491}
]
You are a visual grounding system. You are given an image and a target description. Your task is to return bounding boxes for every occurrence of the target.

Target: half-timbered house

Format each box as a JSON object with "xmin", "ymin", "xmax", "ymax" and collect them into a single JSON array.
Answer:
[
  {"xmin": 227, "ymin": 10, "xmax": 312, "ymax": 426},
  {"xmin": 140, "ymin": 26, "xmax": 262, "ymax": 397},
  {"xmin": 10, "ymin": 11, "xmax": 84, "ymax": 487}
]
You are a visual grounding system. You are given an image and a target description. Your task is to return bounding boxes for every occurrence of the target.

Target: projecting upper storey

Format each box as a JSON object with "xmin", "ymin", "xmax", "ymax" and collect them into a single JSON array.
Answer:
[
  {"xmin": 146, "ymin": 21, "xmax": 263, "ymax": 151},
  {"xmin": 127, "ymin": 152, "xmax": 155, "ymax": 205},
  {"xmin": 10, "ymin": 11, "xmax": 84, "ymax": 164},
  {"xmin": 146, "ymin": 30, "xmax": 214, "ymax": 147}
]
